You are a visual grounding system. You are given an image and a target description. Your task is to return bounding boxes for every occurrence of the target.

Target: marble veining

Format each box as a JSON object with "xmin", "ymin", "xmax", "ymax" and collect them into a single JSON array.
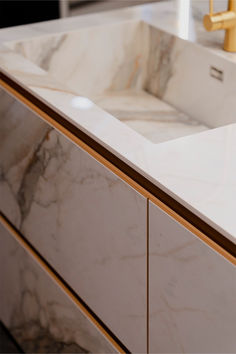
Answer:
[
  {"xmin": 0, "ymin": 223, "xmax": 117, "ymax": 353},
  {"xmin": 0, "ymin": 88, "xmax": 147, "ymax": 353},
  {"xmin": 9, "ymin": 21, "xmax": 210, "ymax": 146},
  {"xmin": 0, "ymin": 2, "xmax": 236, "ymax": 352},
  {"xmin": 145, "ymin": 26, "xmax": 175, "ymax": 99},
  {"xmin": 93, "ymin": 90, "xmax": 209, "ymax": 144},
  {"xmin": 7, "ymin": 21, "xmax": 149, "ymax": 96},
  {"xmin": 1, "ymin": 1, "xmax": 236, "ymax": 245},
  {"xmin": 149, "ymin": 201, "xmax": 236, "ymax": 353}
]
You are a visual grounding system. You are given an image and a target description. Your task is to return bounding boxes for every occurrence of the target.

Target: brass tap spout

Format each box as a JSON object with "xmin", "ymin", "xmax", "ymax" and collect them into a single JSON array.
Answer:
[{"xmin": 203, "ymin": 0, "xmax": 236, "ymax": 52}]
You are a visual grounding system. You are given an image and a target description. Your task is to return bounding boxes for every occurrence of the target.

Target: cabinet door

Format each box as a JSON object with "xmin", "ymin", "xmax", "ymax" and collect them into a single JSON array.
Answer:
[
  {"xmin": 0, "ymin": 88, "xmax": 147, "ymax": 353},
  {"xmin": 0, "ymin": 222, "xmax": 117, "ymax": 353},
  {"xmin": 149, "ymin": 201, "xmax": 236, "ymax": 353}
]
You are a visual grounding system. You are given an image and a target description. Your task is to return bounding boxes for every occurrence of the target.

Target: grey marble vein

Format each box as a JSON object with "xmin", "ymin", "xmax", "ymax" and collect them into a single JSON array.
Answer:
[
  {"xmin": 17, "ymin": 129, "xmax": 52, "ymax": 225},
  {"xmin": 0, "ymin": 223, "xmax": 117, "ymax": 354},
  {"xmin": 0, "ymin": 87, "xmax": 147, "ymax": 353},
  {"xmin": 145, "ymin": 26, "xmax": 175, "ymax": 98}
]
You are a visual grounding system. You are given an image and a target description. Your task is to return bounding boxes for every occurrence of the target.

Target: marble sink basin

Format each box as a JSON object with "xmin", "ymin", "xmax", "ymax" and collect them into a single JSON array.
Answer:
[{"xmin": 7, "ymin": 20, "xmax": 210, "ymax": 144}]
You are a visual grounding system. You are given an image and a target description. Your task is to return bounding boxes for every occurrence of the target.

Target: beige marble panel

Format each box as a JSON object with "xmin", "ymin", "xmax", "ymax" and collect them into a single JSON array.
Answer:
[
  {"xmin": 7, "ymin": 19, "xmax": 215, "ymax": 140},
  {"xmin": 0, "ymin": 88, "xmax": 147, "ymax": 353},
  {"xmin": 0, "ymin": 222, "xmax": 117, "ymax": 353},
  {"xmin": 149, "ymin": 200, "xmax": 236, "ymax": 353},
  {"xmin": 8, "ymin": 20, "xmax": 149, "ymax": 96},
  {"xmin": 2, "ymin": 0, "xmax": 236, "ymax": 250}
]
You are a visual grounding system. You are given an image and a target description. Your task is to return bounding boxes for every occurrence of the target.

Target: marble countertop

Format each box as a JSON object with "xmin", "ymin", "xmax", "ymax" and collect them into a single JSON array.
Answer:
[{"xmin": 1, "ymin": 0, "xmax": 236, "ymax": 249}]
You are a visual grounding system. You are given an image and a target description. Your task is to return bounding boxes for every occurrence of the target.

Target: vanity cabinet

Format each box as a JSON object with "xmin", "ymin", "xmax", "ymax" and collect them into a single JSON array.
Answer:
[
  {"xmin": 22, "ymin": 129, "xmax": 147, "ymax": 353},
  {"xmin": 149, "ymin": 201, "xmax": 236, "ymax": 353},
  {"xmin": 0, "ymin": 222, "xmax": 117, "ymax": 353},
  {"xmin": 0, "ymin": 88, "xmax": 147, "ymax": 353},
  {"xmin": 1, "ymin": 86, "xmax": 235, "ymax": 353}
]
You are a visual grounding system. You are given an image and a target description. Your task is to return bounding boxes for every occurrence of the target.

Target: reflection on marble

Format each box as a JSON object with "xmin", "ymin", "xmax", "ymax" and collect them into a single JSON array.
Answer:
[
  {"xmin": 0, "ymin": 223, "xmax": 117, "ymax": 353},
  {"xmin": 0, "ymin": 89, "xmax": 51, "ymax": 229},
  {"xmin": 94, "ymin": 90, "xmax": 209, "ymax": 144},
  {"xmin": 0, "ymin": 1, "xmax": 236, "ymax": 257},
  {"xmin": 149, "ymin": 201, "xmax": 236, "ymax": 353},
  {"xmin": 0, "ymin": 3, "xmax": 236, "ymax": 352},
  {"xmin": 0, "ymin": 88, "xmax": 147, "ymax": 353},
  {"xmin": 6, "ymin": 15, "xmax": 236, "ymax": 137},
  {"xmin": 7, "ymin": 20, "xmax": 212, "ymax": 146}
]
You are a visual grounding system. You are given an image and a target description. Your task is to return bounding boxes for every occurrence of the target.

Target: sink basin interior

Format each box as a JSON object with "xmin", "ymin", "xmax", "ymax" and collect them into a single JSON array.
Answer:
[{"xmin": 6, "ymin": 20, "xmax": 211, "ymax": 144}]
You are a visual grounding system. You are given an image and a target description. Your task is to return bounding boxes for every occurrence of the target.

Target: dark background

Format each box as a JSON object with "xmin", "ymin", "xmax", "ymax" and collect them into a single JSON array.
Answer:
[{"xmin": 0, "ymin": 0, "xmax": 60, "ymax": 28}]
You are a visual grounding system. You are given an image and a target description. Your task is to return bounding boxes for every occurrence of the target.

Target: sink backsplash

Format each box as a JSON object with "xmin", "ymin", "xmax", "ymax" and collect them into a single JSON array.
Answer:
[
  {"xmin": 6, "ymin": 19, "xmax": 236, "ymax": 130},
  {"xmin": 7, "ymin": 21, "xmax": 149, "ymax": 95}
]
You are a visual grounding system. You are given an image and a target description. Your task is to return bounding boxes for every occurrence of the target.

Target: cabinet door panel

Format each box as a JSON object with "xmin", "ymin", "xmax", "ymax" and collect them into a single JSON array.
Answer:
[
  {"xmin": 149, "ymin": 201, "xmax": 236, "ymax": 353},
  {"xmin": 0, "ymin": 222, "xmax": 117, "ymax": 353},
  {"xmin": 0, "ymin": 88, "xmax": 147, "ymax": 353}
]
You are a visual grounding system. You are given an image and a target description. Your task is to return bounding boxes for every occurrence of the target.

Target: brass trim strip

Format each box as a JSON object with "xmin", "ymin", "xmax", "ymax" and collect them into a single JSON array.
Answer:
[
  {"xmin": 0, "ymin": 213, "xmax": 127, "ymax": 354},
  {"xmin": 149, "ymin": 195, "xmax": 236, "ymax": 266},
  {"xmin": 0, "ymin": 73, "xmax": 235, "ymax": 265},
  {"xmin": 0, "ymin": 77, "xmax": 149, "ymax": 199}
]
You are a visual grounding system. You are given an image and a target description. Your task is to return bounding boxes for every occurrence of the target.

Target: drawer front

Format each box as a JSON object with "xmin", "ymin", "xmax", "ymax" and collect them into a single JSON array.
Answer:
[
  {"xmin": 0, "ymin": 222, "xmax": 117, "ymax": 353},
  {"xmin": 149, "ymin": 201, "xmax": 236, "ymax": 353},
  {"xmin": 0, "ymin": 88, "xmax": 147, "ymax": 352}
]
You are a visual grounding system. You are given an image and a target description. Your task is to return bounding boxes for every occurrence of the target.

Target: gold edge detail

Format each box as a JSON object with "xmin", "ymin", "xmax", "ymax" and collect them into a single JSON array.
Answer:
[
  {"xmin": 149, "ymin": 195, "xmax": 236, "ymax": 266},
  {"xmin": 0, "ymin": 79, "xmax": 235, "ymax": 267},
  {"xmin": 0, "ymin": 213, "xmax": 125, "ymax": 354}
]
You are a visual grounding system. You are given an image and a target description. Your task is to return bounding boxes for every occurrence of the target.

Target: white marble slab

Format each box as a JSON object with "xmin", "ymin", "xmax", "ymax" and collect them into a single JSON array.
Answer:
[
  {"xmin": 0, "ymin": 222, "xmax": 118, "ymax": 353},
  {"xmin": 149, "ymin": 200, "xmax": 236, "ymax": 353},
  {"xmin": 0, "ymin": 88, "xmax": 147, "ymax": 353},
  {"xmin": 0, "ymin": 0, "xmax": 236, "ymax": 248}
]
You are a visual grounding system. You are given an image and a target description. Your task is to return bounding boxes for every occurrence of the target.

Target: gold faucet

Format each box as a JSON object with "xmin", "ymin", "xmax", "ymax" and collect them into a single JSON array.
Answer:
[{"xmin": 203, "ymin": 0, "xmax": 236, "ymax": 52}]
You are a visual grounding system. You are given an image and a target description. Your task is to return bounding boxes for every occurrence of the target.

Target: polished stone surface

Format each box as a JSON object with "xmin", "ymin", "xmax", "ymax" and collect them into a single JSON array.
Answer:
[
  {"xmin": 149, "ymin": 200, "xmax": 236, "ymax": 353},
  {"xmin": 0, "ymin": 2, "xmax": 235, "ymax": 353},
  {"xmin": 0, "ymin": 88, "xmax": 147, "ymax": 353},
  {"xmin": 0, "ymin": 1, "xmax": 235, "ymax": 245},
  {"xmin": 0, "ymin": 223, "xmax": 117, "ymax": 354}
]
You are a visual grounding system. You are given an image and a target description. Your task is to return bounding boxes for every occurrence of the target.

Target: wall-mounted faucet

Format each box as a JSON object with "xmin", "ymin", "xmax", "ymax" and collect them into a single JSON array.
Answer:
[{"xmin": 203, "ymin": 0, "xmax": 236, "ymax": 52}]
